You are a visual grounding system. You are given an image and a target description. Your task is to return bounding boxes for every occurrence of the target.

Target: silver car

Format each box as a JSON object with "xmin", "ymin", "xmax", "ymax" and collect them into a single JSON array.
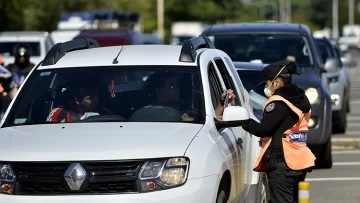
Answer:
[{"xmin": 315, "ymin": 37, "xmax": 355, "ymax": 134}]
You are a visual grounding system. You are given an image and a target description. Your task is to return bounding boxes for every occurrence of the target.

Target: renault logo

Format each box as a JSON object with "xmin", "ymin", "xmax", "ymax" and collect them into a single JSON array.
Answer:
[{"xmin": 64, "ymin": 163, "xmax": 87, "ymax": 191}]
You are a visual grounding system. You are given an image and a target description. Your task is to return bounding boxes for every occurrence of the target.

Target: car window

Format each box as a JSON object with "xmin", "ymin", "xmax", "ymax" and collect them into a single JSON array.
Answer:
[
  {"xmin": 316, "ymin": 42, "xmax": 332, "ymax": 63},
  {"xmin": 214, "ymin": 58, "xmax": 241, "ymax": 106},
  {"xmin": 208, "ymin": 62, "xmax": 223, "ymax": 110},
  {"xmin": 2, "ymin": 66, "xmax": 205, "ymax": 127},
  {"xmin": 236, "ymin": 69, "xmax": 268, "ymax": 111},
  {"xmin": 224, "ymin": 57, "xmax": 246, "ymax": 104},
  {"xmin": 334, "ymin": 46, "xmax": 343, "ymax": 57},
  {"xmin": 236, "ymin": 70, "xmax": 266, "ymax": 97},
  {"xmin": 208, "ymin": 34, "xmax": 314, "ymax": 71},
  {"xmin": 0, "ymin": 42, "xmax": 41, "ymax": 57}
]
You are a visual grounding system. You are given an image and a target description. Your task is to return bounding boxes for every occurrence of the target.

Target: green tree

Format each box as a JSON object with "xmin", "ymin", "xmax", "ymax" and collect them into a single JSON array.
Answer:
[{"xmin": 0, "ymin": 0, "xmax": 26, "ymax": 31}]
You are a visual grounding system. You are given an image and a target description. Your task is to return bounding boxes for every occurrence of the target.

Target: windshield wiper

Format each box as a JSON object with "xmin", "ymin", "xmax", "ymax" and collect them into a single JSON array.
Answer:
[
  {"xmin": 9, "ymin": 121, "xmax": 55, "ymax": 127},
  {"xmin": 77, "ymin": 115, "xmax": 129, "ymax": 123}
]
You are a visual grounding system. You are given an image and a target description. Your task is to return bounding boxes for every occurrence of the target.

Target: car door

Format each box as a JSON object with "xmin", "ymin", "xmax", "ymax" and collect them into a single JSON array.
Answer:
[
  {"xmin": 203, "ymin": 59, "xmax": 242, "ymax": 202},
  {"xmin": 221, "ymin": 57, "xmax": 258, "ymax": 189},
  {"xmin": 211, "ymin": 57, "xmax": 249, "ymax": 201}
]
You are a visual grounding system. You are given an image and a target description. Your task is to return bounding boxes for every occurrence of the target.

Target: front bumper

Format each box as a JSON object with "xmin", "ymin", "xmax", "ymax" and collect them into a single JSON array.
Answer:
[
  {"xmin": 307, "ymin": 94, "xmax": 332, "ymax": 146},
  {"xmin": 0, "ymin": 175, "xmax": 218, "ymax": 203}
]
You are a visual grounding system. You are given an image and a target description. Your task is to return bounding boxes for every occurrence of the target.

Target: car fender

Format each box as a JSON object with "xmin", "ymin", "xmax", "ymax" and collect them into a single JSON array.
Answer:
[{"xmin": 185, "ymin": 117, "xmax": 231, "ymax": 180}]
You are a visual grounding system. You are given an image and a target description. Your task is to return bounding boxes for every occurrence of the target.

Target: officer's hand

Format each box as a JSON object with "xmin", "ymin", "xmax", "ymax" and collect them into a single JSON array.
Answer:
[{"xmin": 220, "ymin": 89, "xmax": 236, "ymax": 105}]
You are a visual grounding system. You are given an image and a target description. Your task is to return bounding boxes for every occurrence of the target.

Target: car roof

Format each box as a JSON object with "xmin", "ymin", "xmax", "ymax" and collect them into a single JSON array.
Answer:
[
  {"xmin": 0, "ymin": 31, "xmax": 49, "ymax": 37},
  {"xmin": 233, "ymin": 61, "xmax": 267, "ymax": 71},
  {"xmin": 0, "ymin": 31, "xmax": 49, "ymax": 41},
  {"xmin": 203, "ymin": 22, "xmax": 310, "ymax": 35},
  {"xmin": 75, "ymin": 31, "xmax": 131, "ymax": 38},
  {"xmin": 37, "ymin": 45, "xmax": 198, "ymax": 70}
]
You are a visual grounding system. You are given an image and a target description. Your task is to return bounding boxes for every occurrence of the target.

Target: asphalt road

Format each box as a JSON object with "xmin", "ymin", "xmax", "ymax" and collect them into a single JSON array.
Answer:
[{"xmin": 305, "ymin": 50, "xmax": 360, "ymax": 203}]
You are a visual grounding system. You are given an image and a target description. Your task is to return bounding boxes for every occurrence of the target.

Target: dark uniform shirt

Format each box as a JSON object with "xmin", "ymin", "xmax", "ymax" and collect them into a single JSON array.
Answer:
[
  {"xmin": 6, "ymin": 62, "xmax": 34, "ymax": 87},
  {"xmin": 243, "ymin": 83, "xmax": 311, "ymax": 154}
]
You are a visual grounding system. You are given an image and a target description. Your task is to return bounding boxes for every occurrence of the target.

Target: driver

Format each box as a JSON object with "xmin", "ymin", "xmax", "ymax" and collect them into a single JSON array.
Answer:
[
  {"xmin": 285, "ymin": 43, "xmax": 298, "ymax": 62},
  {"xmin": 46, "ymin": 85, "xmax": 111, "ymax": 123},
  {"xmin": 147, "ymin": 72, "xmax": 235, "ymax": 121}
]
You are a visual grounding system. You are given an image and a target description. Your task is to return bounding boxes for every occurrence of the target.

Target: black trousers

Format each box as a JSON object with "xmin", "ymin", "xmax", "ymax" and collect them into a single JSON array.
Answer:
[{"xmin": 267, "ymin": 163, "xmax": 307, "ymax": 203}]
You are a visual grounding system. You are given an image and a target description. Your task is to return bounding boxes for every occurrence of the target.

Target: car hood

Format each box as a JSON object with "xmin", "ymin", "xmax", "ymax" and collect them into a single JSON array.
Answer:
[
  {"xmin": 292, "ymin": 71, "xmax": 321, "ymax": 89},
  {"xmin": 0, "ymin": 123, "xmax": 203, "ymax": 161}
]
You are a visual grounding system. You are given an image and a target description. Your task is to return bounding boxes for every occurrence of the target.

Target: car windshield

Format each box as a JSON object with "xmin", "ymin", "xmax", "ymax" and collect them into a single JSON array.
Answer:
[
  {"xmin": 2, "ymin": 66, "xmax": 205, "ymax": 127},
  {"xmin": 0, "ymin": 42, "xmax": 41, "ymax": 57},
  {"xmin": 315, "ymin": 42, "xmax": 331, "ymax": 63},
  {"xmin": 237, "ymin": 69, "xmax": 267, "ymax": 110},
  {"xmin": 208, "ymin": 34, "xmax": 314, "ymax": 70}
]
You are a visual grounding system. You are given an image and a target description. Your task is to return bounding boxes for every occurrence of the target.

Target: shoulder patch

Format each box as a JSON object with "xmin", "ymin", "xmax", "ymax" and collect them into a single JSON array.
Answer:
[{"xmin": 265, "ymin": 102, "xmax": 275, "ymax": 112}]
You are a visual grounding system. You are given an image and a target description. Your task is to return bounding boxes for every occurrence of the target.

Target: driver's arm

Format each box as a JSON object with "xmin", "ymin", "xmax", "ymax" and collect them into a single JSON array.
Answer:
[{"xmin": 215, "ymin": 89, "xmax": 236, "ymax": 120}]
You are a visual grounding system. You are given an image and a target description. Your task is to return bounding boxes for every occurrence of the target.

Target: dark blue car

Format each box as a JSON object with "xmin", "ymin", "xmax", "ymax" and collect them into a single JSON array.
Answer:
[{"xmin": 203, "ymin": 23, "xmax": 335, "ymax": 168}]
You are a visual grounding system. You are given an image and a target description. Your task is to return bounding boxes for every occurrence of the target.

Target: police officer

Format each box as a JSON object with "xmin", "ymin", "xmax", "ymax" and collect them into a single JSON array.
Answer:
[
  {"xmin": 6, "ymin": 44, "xmax": 35, "ymax": 89},
  {"xmin": 242, "ymin": 61, "xmax": 316, "ymax": 203}
]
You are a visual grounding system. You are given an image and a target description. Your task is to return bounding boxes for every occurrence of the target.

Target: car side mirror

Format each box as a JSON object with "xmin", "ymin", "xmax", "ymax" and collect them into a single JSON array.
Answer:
[
  {"xmin": 214, "ymin": 106, "xmax": 250, "ymax": 130},
  {"xmin": 324, "ymin": 57, "xmax": 342, "ymax": 72},
  {"xmin": 341, "ymin": 56, "xmax": 357, "ymax": 68}
]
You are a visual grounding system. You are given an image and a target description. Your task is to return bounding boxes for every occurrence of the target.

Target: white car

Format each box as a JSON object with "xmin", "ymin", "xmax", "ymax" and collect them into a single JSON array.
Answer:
[
  {"xmin": 0, "ymin": 36, "xmax": 268, "ymax": 203},
  {"xmin": 0, "ymin": 31, "xmax": 54, "ymax": 66}
]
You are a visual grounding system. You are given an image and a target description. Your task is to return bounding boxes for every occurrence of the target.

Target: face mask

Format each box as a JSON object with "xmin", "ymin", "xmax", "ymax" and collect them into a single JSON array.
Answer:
[{"xmin": 264, "ymin": 87, "xmax": 273, "ymax": 98}]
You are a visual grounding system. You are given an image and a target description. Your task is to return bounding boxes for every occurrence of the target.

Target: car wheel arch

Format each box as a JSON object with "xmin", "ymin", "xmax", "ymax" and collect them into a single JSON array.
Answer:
[{"xmin": 218, "ymin": 169, "xmax": 232, "ymax": 200}]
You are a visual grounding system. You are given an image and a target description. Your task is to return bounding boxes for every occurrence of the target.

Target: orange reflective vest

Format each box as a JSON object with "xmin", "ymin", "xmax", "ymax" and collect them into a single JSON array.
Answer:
[{"xmin": 254, "ymin": 95, "xmax": 316, "ymax": 172}]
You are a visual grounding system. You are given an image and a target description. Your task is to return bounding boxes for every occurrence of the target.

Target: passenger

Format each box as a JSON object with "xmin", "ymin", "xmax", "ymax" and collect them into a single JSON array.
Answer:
[{"xmin": 46, "ymin": 86, "xmax": 111, "ymax": 123}]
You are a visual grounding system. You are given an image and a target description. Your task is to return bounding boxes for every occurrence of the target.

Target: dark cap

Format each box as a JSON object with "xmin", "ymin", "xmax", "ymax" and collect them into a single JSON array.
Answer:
[{"xmin": 257, "ymin": 60, "xmax": 300, "ymax": 86}]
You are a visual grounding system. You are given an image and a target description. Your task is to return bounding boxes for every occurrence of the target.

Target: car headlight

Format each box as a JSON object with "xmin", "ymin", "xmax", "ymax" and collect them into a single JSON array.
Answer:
[
  {"xmin": 305, "ymin": 88, "xmax": 319, "ymax": 104},
  {"xmin": 0, "ymin": 164, "xmax": 15, "ymax": 194},
  {"xmin": 139, "ymin": 157, "xmax": 189, "ymax": 192}
]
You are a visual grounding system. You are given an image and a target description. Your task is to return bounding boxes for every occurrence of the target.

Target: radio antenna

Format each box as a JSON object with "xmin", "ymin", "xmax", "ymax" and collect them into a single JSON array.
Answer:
[{"xmin": 112, "ymin": 21, "xmax": 135, "ymax": 64}]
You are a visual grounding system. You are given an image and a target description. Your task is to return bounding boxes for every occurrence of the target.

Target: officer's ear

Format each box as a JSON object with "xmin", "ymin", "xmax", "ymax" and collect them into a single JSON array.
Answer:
[{"xmin": 274, "ymin": 77, "xmax": 284, "ymax": 86}]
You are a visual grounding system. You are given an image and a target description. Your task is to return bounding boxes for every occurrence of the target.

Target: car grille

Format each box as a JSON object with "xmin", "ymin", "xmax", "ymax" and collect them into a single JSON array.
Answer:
[{"xmin": 12, "ymin": 160, "xmax": 143, "ymax": 195}]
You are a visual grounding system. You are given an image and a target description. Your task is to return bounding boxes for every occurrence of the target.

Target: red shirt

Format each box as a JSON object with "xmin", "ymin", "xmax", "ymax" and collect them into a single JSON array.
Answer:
[{"xmin": 46, "ymin": 108, "xmax": 82, "ymax": 123}]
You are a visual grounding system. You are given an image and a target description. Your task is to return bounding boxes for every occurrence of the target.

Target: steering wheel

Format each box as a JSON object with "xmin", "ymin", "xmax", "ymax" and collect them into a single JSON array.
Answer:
[{"xmin": 129, "ymin": 105, "xmax": 183, "ymax": 122}]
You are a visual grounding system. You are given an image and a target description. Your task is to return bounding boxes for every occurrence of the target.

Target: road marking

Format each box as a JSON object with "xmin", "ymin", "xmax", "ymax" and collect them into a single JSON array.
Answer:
[
  {"xmin": 332, "ymin": 150, "xmax": 360, "ymax": 154},
  {"xmin": 332, "ymin": 145, "xmax": 355, "ymax": 150},
  {"xmin": 306, "ymin": 177, "xmax": 360, "ymax": 182},
  {"xmin": 333, "ymin": 162, "xmax": 360, "ymax": 166}
]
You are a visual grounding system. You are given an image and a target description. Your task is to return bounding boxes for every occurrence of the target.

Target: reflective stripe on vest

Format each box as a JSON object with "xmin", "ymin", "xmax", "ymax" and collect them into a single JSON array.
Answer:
[{"xmin": 253, "ymin": 95, "xmax": 316, "ymax": 172}]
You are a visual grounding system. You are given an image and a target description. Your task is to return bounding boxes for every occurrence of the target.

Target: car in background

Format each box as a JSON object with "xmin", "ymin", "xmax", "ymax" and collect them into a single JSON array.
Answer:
[
  {"xmin": 203, "ymin": 23, "xmax": 336, "ymax": 168},
  {"xmin": 314, "ymin": 37, "xmax": 351, "ymax": 134},
  {"xmin": 142, "ymin": 34, "xmax": 163, "ymax": 44},
  {"xmin": 0, "ymin": 31, "xmax": 54, "ymax": 66},
  {"xmin": 232, "ymin": 62, "xmax": 268, "ymax": 120},
  {"xmin": 0, "ymin": 36, "xmax": 268, "ymax": 203},
  {"xmin": 73, "ymin": 30, "xmax": 144, "ymax": 46}
]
